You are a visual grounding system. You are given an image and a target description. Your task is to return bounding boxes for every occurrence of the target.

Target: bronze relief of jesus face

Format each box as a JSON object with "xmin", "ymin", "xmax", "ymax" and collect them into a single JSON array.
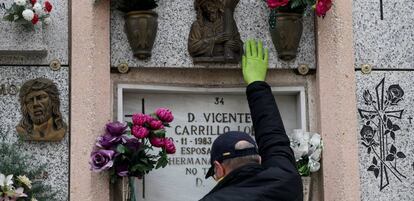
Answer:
[
  {"xmin": 25, "ymin": 90, "xmax": 52, "ymax": 125},
  {"xmin": 16, "ymin": 78, "xmax": 67, "ymax": 141}
]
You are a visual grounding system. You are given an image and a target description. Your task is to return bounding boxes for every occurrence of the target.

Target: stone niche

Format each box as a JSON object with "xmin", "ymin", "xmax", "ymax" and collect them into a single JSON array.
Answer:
[
  {"xmin": 356, "ymin": 71, "xmax": 414, "ymax": 200},
  {"xmin": 0, "ymin": 0, "xmax": 69, "ymax": 65},
  {"xmin": 110, "ymin": 0, "xmax": 315, "ymax": 69},
  {"xmin": 0, "ymin": 66, "xmax": 69, "ymax": 200},
  {"xmin": 353, "ymin": 0, "xmax": 414, "ymax": 69},
  {"xmin": 117, "ymin": 83, "xmax": 307, "ymax": 201}
]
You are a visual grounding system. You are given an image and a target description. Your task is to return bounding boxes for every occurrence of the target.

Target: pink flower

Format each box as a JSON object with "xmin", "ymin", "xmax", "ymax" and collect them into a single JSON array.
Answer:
[
  {"xmin": 31, "ymin": 14, "xmax": 39, "ymax": 24},
  {"xmin": 44, "ymin": 1, "xmax": 52, "ymax": 13},
  {"xmin": 132, "ymin": 125, "xmax": 149, "ymax": 139},
  {"xmin": 267, "ymin": 0, "xmax": 289, "ymax": 9},
  {"xmin": 150, "ymin": 137, "xmax": 165, "ymax": 148},
  {"xmin": 149, "ymin": 119, "xmax": 164, "ymax": 130},
  {"xmin": 132, "ymin": 113, "xmax": 151, "ymax": 126},
  {"xmin": 155, "ymin": 108, "xmax": 174, "ymax": 123},
  {"xmin": 164, "ymin": 138, "xmax": 176, "ymax": 154},
  {"xmin": 315, "ymin": 0, "xmax": 332, "ymax": 17}
]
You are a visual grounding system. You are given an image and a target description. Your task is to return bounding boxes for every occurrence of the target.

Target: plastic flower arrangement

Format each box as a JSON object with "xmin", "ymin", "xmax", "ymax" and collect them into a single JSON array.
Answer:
[
  {"xmin": 265, "ymin": 0, "xmax": 333, "ymax": 17},
  {"xmin": 0, "ymin": 143, "xmax": 56, "ymax": 201},
  {"xmin": 89, "ymin": 108, "xmax": 176, "ymax": 182},
  {"xmin": 0, "ymin": 173, "xmax": 36, "ymax": 201},
  {"xmin": 3, "ymin": 0, "xmax": 53, "ymax": 27},
  {"xmin": 288, "ymin": 129, "xmax": 323, "ymax": 176}
]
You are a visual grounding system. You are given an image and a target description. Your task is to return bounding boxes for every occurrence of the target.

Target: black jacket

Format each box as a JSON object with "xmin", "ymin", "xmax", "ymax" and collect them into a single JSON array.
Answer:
[{"xmin": 199, "ymin": 81, "xmax": 303, "ymax": 201}]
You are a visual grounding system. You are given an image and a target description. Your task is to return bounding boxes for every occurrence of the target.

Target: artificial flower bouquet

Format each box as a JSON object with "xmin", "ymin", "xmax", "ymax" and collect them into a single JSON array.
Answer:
[
  {"xmin": 0, "ymin": 174, "xmax": 36, "ymax": 201},
  {"xmin": 3, "ymin": 0, "xmax": 53, "ymax": 27},
  {"xmin": 0, "ymin": 143, "xmax": 56, "ymax": 201},
  {"xmin": 288, "ymin": 129, "xmax": 323, "ymax": 176},
  {"xmin": 90, "ymin": 108, "xmax": 176, "ymax": 182},
  {"xmin": 265, "ymin": 0, "xmax": 332, "ymax": 17}
]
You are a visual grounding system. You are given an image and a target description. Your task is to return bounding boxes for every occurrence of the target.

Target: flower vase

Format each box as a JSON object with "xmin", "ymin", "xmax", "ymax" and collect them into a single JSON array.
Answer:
[
  {"xmin": 124, "ymin": 10, "xmax": 158, "ymax": 60},
  {"xmin": 301, "ymin": 176, "xmax": 311, "ymax": 201},
  {"xmin": 269, "ymin": 12, "xmax": 303, "ymax": 61},
  {"xmin": 112, "ymin": 177, "xmax": 137, "ymax": 201}
]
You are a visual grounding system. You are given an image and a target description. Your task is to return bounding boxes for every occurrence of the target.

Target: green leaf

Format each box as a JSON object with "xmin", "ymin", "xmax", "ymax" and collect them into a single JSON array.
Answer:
[
  {"xmin": 117, "ymin": 144, "xmax": 127, "ymax": 154},
  {"xmin": 153, "ymin": 130, "xmax": 166, "ymax": 138}
]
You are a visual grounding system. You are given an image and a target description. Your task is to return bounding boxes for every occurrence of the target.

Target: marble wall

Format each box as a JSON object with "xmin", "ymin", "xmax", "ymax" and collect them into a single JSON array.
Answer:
[
  {"xmin": 0, "ymin": 1, "xmax": 69, "ymax": 200},
  {"xmin": 0, "ymin": 66, "xmax": 69, "ymax": 200},
  {"xmin": 110, "ymin": 0, "xmax": 315, "ymax": 69},
  {"xmin": 354, "ymin": 0, "xmax": 414, "ymax": 200},
  {"xmin": 0, "ymin": 0, "xmax": 69, "ymax": 65}
]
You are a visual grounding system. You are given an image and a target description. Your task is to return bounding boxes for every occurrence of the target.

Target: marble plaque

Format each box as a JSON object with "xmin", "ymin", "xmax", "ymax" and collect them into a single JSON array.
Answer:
[
  {"xmin": 0, "ymin": 66, "xmax": 69, "ymax": 200},
  {"xmin": 110, "ymin": 0, "xmax": 315, "ymax": 69},
  {"xmin": 118, "ymin": 84, "xmax": 306, "ymax": 201},
  {"xmin": 356, "ymin": 71, "xmax": 414, "ymax": 201},
  {"xmin": 353, "ymin": 0, "xmax": 414, "ymax": 69},
  {"xmin": 0, "ymin": 0, "xmax": 69, "ymax": 65}
]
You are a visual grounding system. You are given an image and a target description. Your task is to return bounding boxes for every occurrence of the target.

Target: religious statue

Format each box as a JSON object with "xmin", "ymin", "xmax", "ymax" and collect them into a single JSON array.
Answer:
[
  {"xmin": 16, "ymin": 78, "xmax": 67, "ymax": 141},
  {"xmin": 188, "ymin": 0, "xmax": 243, "ymax": 63}
]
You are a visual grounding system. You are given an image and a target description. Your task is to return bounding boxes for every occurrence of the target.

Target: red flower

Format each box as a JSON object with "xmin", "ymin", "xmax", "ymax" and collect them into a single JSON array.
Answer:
[
  {"xmin": 164, "ymin": 138, "xmax": 176, "ymax": 154},
  {"xmin": 267, "ymin": 0, "xmax": 289, "ymax": 9},
  {"xmin": 315, "ymin": 0, "xmax": 333, "ymax": 17},
  {"xmin": 44, "ymin": 1, "xmax": 53, "ymax": 13},
  {"xmin": 30, "ymin": 0, "xmax": 37, "ymax": 5},
  {"xmin": 32, "ymin": 14, "xmax": 39, "ymax": 24}
]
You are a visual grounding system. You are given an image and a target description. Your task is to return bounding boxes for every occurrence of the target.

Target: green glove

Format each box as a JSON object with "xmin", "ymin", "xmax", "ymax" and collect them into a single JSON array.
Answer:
[{"xmin": 242, "ymin": 39, "xmax": 269, "ymax": 85}]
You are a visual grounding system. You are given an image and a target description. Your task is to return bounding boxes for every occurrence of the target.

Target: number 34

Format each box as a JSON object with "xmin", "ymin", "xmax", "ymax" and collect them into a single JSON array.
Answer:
[{"xmin": 214, "ymin": 97, "xmax": 224, "ymax": 105}]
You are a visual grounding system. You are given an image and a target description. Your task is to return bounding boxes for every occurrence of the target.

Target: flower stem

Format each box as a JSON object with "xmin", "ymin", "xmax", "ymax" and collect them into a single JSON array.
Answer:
[{"xmin": 371, "ymin": 148, "xmax": 402, "ymax": 181}]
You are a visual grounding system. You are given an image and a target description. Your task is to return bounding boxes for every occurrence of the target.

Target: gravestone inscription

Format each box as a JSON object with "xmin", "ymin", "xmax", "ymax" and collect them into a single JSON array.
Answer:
[{"xmin": 120, "ymin": 85, "xmax": 305, "ymax": 200}]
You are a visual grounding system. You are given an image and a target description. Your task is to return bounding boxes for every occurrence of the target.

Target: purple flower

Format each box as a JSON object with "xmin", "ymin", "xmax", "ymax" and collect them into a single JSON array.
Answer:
[
  {"xmin": 149, "ymin": 119, "xmax": 164, "ymax": 130},
  {"xmin": 124, "ymin": 138, "xmax": 142, "ymax": 152},
  {"xmin": 106, "ymin": 121, "xmax": 127, "ymax": 136},
  {"xmin": 132, "ymin": 114, "xmax": 151, "ymax": 126},
  {"xmin": 155, "ymin": 108, "xmax": 174, "ymax": 123},
  {"xmin": 132, "ymin": 125, "xmax": 149, "ymax": 139},
  {"xmin": 90, "ymin": 149, "xmax": 115, "ymax": 172},
  {"xmin": 96, "ymin": 134, "xmax": 117, "ymax": 149},
  {"xmin": 115, "ymin": 162, "xmax": 129, "ymax": 177},
  {"xmin": 164, "ymin": 138, "xmax": 176, "ymax": 154},
  {"xmin": 150, "ymin": 137, "xmax": 165, "ymax": 148}
]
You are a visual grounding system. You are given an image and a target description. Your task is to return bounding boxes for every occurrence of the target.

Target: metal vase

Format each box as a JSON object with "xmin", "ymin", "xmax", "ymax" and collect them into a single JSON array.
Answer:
[
  {"xmin": 124, "ymin": 10, "xmax": 158, "ymax": 60},
  {"xmin": 302, "ymin": 176, "xmax": 312, "ymax": 201},
  {"xmin": 269, "ymin": 12, "xmax": 303, "ymax": 61}
]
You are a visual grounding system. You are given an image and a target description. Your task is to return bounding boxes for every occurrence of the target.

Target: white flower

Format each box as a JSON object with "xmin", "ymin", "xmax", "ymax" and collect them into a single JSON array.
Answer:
[
  {"xmin": 294, "ymin": 141, "xmax": 309, "ymax": 160},
  {"xmin": 31, "ymin": 198, "xmax": 38, "ymax": 201},
  {"xmin": 33, "ymin": 3, "xmax": 43, "ymax": 14},
  {"xmin": 43, "ymin": 17, "xmax": 52, "ymax": 25},
  {"xmin": 14, "ymin": 0, "xmax": 26, "ymax": 6},
  {"xmin": 0, "ymin": 174, "xmax": 14, "ymax": 187},
  {"xmin": 22, "ymin": 9, "xmax": 35, "ymax": 21},
  {"xmin": 17, "ymin": 175, "xmax": 32, "ymax": 189},
  {"xmin": 310, "ymin": 147, "xmax": 322, "ymax": 161},
  {"xmin": 308, "ymin": 133, "xmax": 322, "ymax": 153},
  {"xmin": 308, "ymin": 159, "xmax": 321, "ymax": 172},
  {"xmin": 14, "ymin": 187, "xmax": 28, "ymax": 198}
]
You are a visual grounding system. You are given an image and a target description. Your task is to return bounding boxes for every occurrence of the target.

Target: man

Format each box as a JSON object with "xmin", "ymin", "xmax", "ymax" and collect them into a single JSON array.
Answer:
[
  {"xmin": 16, "ymin": 78, "xmax": 66, "ymax": 141},
  {"xmin": 200, "ymin": 40, "xmax": 303, "ymax": 201}
]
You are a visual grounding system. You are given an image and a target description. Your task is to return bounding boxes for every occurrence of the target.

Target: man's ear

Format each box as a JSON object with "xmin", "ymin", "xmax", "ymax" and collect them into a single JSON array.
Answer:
[{"xmin": 213, "ymin": 161, "xmax": 225, "ymax": 181}]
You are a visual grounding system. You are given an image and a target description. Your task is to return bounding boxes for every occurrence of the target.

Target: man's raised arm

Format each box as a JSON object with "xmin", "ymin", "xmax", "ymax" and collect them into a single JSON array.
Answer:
[{"xmin": 242, "ymin": 40, "xmax": 296, "ymax": 170}]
